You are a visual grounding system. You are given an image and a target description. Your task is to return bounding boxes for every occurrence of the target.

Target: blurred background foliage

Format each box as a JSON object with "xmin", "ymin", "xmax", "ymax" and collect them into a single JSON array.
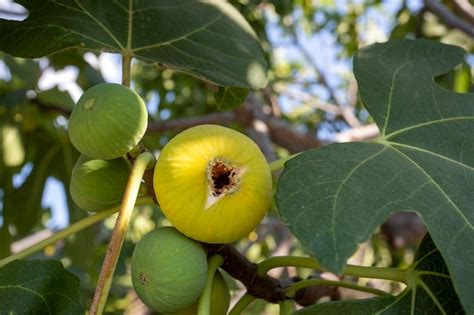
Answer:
[{"xmin": 0, "ymin": 0, "xmax": 472, "ymax": 313}]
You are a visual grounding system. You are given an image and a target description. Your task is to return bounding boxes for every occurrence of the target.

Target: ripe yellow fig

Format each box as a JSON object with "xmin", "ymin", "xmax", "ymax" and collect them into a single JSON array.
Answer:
[{"xmin": 153, "ymin": 124, "xmax": 272, "ymax": 243}]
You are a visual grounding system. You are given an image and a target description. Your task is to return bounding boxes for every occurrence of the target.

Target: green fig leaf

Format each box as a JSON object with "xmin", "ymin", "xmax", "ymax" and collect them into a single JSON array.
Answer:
[
  {"xmin": 0, "ymin": 259, "xmax": 84, "ymax": 314},
  {"xmin": 0, "ymin": 53, "xmax": 40, "ymax": 93},
  {"xmin": 0, "ymin": 0, "xmax": 267, "ymax": 89},
  {"xmin": 214, "ymin": 87, "xmax": 249, "ymax": 110},
  {"xmin": 37, "ymin": 87, "xmax": 75, "ymax": 110},
  {"xmin": 3, "ymin": 141, "xmax": 61, "ymax": 235},
  {"xmin": 296, "ymin": 234, "xmax": 463, "ymax": 314},
  {"xmin": 275, "ymin": 39, "xmax": 474, "ymax": 312}
]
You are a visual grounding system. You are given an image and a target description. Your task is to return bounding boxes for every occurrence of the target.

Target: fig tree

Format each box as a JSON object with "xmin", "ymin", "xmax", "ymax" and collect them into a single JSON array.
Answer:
[
  {"xmin": 68, "ymin": 83, "xmax": 148, "ymax": 160},
  {"xmin": 70, "ymin": 154, "xmax": 130, "ymax": 212},
  {"xmin": 153, "ymin": 124, "xmax": 272, "ymax": 243},
  {"xmin": 131, "ymin": 227, "xmax": 208, "ymax": 313}
]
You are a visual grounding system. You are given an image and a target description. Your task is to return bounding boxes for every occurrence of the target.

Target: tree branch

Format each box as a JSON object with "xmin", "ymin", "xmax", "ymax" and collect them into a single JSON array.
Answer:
[
  {"xmin": 30, "ymin": 98, "xmax": 72, "ymax": 116},
  {"xmin": 204, "ymin": 244, "xmax": 286, "ymax": 303},
  {"xmin": 452, "ymin": 0, "xmax": 474, "ymax": 24},
  {"xmin": 332, "ymin": 123, "xmax": 379, "ymax": 142},
  {"xmin": 202, "ymin": 244, "xmax": 340, "ymax": 306},
  {"xmin": 147, "ymin": 105, "xmax": 322, "ymax": 154},
  {"xmin": 245, "ymin": 94, "xmax": 277, "ymax": 161},
  {"xmin": 424, "ymin": 0, "xmax": 474, "ymax": 37},
  {"xmin": 146, "ymin": 112, "xmax": 236, "ymax": 133},
  {"xmin": 290, "ymin": 25, "xmax": 362, "ymax": 128}
]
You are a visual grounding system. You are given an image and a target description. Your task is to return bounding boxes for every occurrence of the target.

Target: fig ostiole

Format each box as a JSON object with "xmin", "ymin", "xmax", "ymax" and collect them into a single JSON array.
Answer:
[
  {"xmin": 131, "ymin": 227, "xmax": 208, "ymax": 313},
  {"xmin": 69, "ymin": 154, "xmax": 130, "ymax": 212},
  {"xmin": 68, "ymin": 83, "xmax": 148, "ymax": 160},
  {"xmin": 153, "ymin": 124, "xmax": 272, "ymax": 244}
]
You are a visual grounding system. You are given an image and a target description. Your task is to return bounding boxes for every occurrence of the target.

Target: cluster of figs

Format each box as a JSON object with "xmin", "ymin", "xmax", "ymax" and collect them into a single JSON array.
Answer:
[{"xmin": 68, "ymin": 83, "xmax": 273, "ymax": 313}]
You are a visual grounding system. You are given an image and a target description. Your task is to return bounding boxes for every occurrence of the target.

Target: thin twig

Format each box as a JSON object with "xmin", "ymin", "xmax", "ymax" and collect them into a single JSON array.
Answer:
[
  {"xmin": 332, "ymin": 123, "xmax": 379, "ymax": 142},
  {"xmin": 30, "ymin": 93, "xmax": 322, "ymax": 154},
  {"xmin": 90, "ymin": 153, "xmax": 155, "ymax": 315},
  {"xmin": 452, "ymin": 0, "xmax": 474, "ymax": 22},
  {"xmin": 290, "ymin": 25, "xmax": 362, "ymax": 127},
  {"xmin": 147, "ymin": 112, "xmax": 236, "ymax": 132},
  {"xmin": 246, "ymin": 93, "xmax": 277, "ymax": 161},
  {"xmin": 424, "ymin": 0, "xmax": 474, "ymax": 37}
]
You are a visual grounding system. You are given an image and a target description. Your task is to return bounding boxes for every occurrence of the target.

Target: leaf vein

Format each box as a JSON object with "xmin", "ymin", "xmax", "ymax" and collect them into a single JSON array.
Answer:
[
  {"xmin": 384, "ymin": 117, "xmax": 474, "ymax": 141},
  {"xmin": 387, "ymin": 142, "xmax": 473, "ymax": 170},
  {"xmin": 0, "ymin": 285, "xmax": 51, "ymax": 314},
  {"xmin": 330, "ymin": 146, "xmax": 388, "ymax": 263},
  {"xmin": 74, "ymin": 0, "xmax": 124, "ymax": 50},
  {"xmin": 132, "ymin": 12, "xmax": 223, "ymax": 52},
  {"xmin": 388, "ymin": 146, "xmax": 473, "ymax": 229}
]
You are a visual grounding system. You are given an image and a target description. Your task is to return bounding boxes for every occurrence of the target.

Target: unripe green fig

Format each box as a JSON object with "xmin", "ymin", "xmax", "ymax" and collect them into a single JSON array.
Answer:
[
  {"xmin": 170, "ymin": 270, "xmax": 230, "ymax": 315},
  {"xmin": 70, "ymin": 154, "xmax": 130, "ymax": 212},
  {"xmin": 131, "ymin": 227, "xmax": 208, "ymax": 313},
  {"xmin": 68, "ymin": 83, "xmax": 148, "ymax": 159}
]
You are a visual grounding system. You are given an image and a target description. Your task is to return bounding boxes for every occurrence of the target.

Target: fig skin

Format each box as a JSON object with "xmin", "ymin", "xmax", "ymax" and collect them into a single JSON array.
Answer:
[
  {"xmin": 153, "ymin": 124, "xmax": 272, "ymax": 243},
  {"xmin": 170, "ymin": 270, "xmax": 230, "ymax": 315},
  {"xmin": 70, "ymin": 154, "xmax": 130, "ymax": 212},
  {"xmin": 68, "ymin": 83, "xmax": 148, "ymax": 160},
  {"xmin": 131, "ymin": 227, "xmax": 208, "ymax": 313}
]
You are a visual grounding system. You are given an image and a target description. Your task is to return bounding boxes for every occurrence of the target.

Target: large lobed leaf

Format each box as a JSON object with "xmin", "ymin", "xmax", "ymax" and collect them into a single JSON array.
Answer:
[
  {"xmin": 275, "ymin": 39, "xmax": 474, "ymax": 312},
  {"xmin": 296, "ymin": 234, "xmax": 463, "ymax": 314},
  {"xmin": 0, "ymin": 0, "xmax": 267, "ymax": 89},
  {"xmin": 0, "ymin": 259, "xmax": 84, "ymax": 314}
]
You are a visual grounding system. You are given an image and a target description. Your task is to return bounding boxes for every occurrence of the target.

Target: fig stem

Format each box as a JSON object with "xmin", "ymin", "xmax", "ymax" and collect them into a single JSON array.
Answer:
[
  {"xmin": 122, "ymin": 54, "xmax": 132, "ymax": 87},
  {"xmin": 284, "ymin": 279, "xmax": 391, "ymax": 298},
  {"xmin": 268, "ymin": 153, "xmax": 300, "ymax": 172},
  {"xmin": 197, "ymin": 254, "xmax": 224, "ymax": 315},
  {"xmin": 278, "ymin": 300, "xmax": 293, "ymax": 315},
  {"xmin": 228, "ymin": 293, "xmax": 256, "ymax": 315},
  {"xmin": 0, "ymin": 196, "xmax": 154, "ymax": 268},
  {"xmin": 90, "ymin": 152, "xmax": 155, "ymax": 315},
  {"xmin": 257, "ymin": 256, "xmax": 408, "ymax": 283}
]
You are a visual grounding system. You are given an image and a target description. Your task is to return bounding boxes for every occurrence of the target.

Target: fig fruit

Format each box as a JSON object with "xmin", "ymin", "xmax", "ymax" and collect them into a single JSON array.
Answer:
[
  {"xmin": 131, "ymin": 227, "xmax": 207, "ymax": 313},
  {"xmin": 153, "ymin": 124, "xmax": 272, "ymax": 243},
  {"xmin": 68, "ymin": 83, "xmax": 148, "ymax": 160},
  {"xmin": 171, "ymin": 270, "xmax": 230, "ymax": 315},
  {"xmin": 70, "ymin": 154, "xmax": 130, "ymax": 212}
]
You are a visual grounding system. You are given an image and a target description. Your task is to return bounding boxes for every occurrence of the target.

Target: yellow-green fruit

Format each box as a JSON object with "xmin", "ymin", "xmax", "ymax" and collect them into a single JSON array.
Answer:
[
  {"xmin": 171, "ymin": 270, "xmax": 230, "ymax": 315},
  {"xmin": 70, "ymin": 155, "xmax": 130, "ymax": 212},
  {"xmin": 154, "ymin": 125, "xmax": 272, "ymax": 243},
  {"xmin": 153, "ymin": 124, "xmax": 272, "ymax": 243},
  {"xmin": 131, "ymin": 227, "xmax": 208, "ymax": 313},
  {"xmin": 68, "ymin": 83, "xmax": 148, "ymax": 160}
]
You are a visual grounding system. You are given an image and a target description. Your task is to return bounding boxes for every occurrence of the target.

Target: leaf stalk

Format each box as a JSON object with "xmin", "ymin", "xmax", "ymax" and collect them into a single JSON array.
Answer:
[
  {"xmin": 89, "ymin": 152, "xmax": 155, "ymax": 315},
  {"xmin": 285, "ymin": 278, "xmax": 391, "ymax": 298},
  {"xmin": 268, "ymin": 153, "xmax": 301, "ymax": 172},
  {"xmin": 0, "ymin": 196, "xmax": 153, "ymax": 268},
  {"xmin": 197, "ymin": 254, "xmax": 224, "ymax": 315},
  {"xmin": 258, "ymin": 256, "xmax": 408, "ymax": 283},
  {"xmin": 228, "ymin": 293, "xmax": 257, "ymax": 315}
]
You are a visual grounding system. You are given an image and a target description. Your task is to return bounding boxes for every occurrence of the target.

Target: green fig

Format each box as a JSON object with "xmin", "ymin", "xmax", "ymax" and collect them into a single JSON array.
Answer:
[
  {"xmin": 68, "ymin": 83, "xmax": 148, "ymax": 159},
  {"xmin": 70, "ymin": 154, "xmax": 130, "ymax": 212},
  {"xmin": 131, "ymin": 227, "xmax": 208, "ymax": 313}
]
